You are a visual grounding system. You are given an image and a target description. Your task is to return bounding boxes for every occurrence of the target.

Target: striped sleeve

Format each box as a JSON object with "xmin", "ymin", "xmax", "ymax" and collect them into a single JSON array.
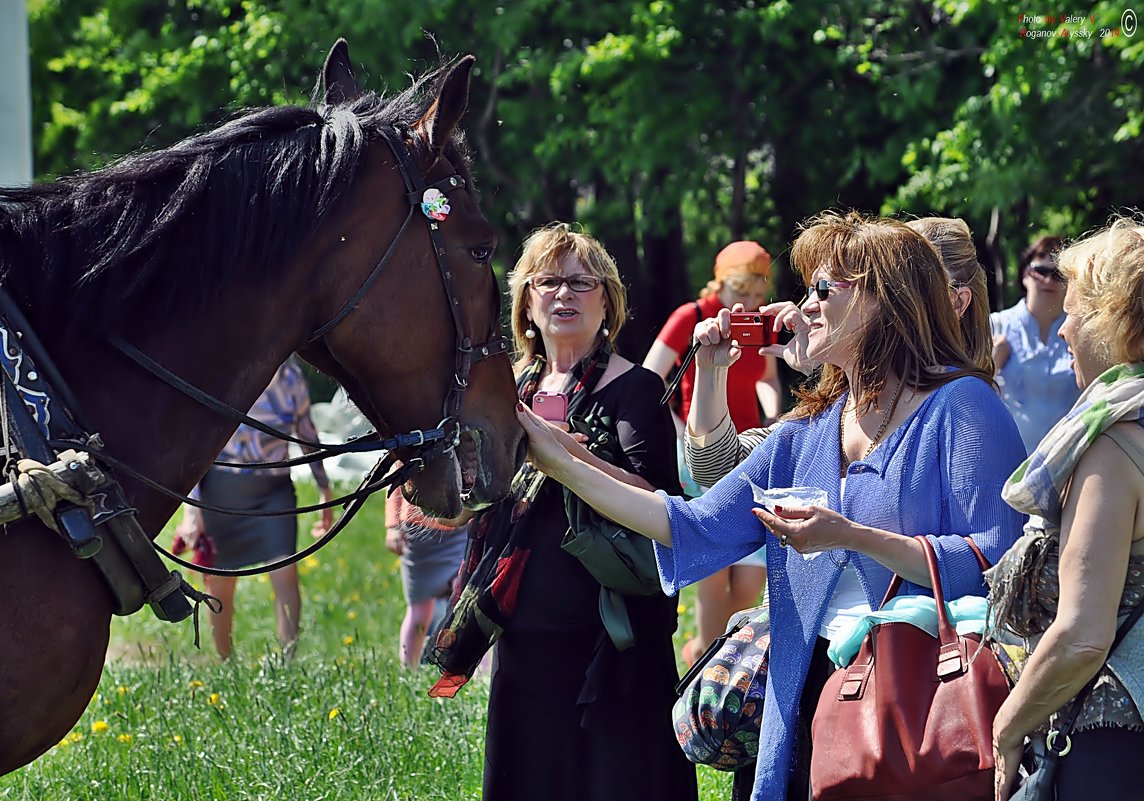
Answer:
[{"xmin": 685, "ymin": 416, "xmax": 778, "ymax": 488}]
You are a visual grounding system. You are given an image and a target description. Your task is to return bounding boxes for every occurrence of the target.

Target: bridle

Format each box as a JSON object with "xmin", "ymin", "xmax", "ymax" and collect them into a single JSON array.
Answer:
[
  {"xmin": 84, "ymin": 124, "xmax": 511, "ymax": 576},
  {"xmin": 309, "ymin": 124, "xmax": 511, "ymax": 465}
]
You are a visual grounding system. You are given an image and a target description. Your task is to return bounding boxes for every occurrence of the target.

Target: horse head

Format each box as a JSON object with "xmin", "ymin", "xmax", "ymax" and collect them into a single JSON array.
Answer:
[{"xmin": 297, "ymin": 40, "xmax": 524, "ymax": 518}]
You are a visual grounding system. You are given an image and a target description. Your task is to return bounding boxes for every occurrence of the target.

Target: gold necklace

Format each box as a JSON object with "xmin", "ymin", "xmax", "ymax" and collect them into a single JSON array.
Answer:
[{"xmin": 839, "ymin": 379, "xmax": 904, "ymax": 476}]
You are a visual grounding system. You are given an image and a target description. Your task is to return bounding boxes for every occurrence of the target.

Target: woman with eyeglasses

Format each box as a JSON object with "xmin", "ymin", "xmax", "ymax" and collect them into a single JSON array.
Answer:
[
  {"xmin": 992, "ymin": 235, "xmax": 1080, "ymax": 452},
  {"xmin": 426, "ymin": 223, "xmax": 698, "ymax": 801},
  {"xmin": 513, "ymin": 211, "xmax": 1026, "ymax": 801}
]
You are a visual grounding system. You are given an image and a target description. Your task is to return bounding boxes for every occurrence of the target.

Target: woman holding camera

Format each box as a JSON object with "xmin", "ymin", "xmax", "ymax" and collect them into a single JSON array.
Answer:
[
  {"xmin": 685, "ymin": 216, "xmax": 996, "ymax": 488},
  {"xmin": 643, "ymin": 240, "xmax": 782, "ymax": 666},
  {"xmin": 427, "ymin": 223, "xmax": 697, "ymax": 801},
  {"xmin": 516, "ymin": 212, "xmax": 1026, "ymax": 801}
]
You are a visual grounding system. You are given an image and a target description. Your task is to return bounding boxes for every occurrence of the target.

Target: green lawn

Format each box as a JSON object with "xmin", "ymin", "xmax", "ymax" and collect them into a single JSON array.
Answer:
[{"xmin": 0, "ymin": 484, "xmax": 732, "ymax": 800}]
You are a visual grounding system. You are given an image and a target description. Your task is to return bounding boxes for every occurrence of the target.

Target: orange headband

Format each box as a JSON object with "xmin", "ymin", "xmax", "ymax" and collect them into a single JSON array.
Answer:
[{"xmin": 714, "ymin": 241, "xmax": 772, "ymax": 281}]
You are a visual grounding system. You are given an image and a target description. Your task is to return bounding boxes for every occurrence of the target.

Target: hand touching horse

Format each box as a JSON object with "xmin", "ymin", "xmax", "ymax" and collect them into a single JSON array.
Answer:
[{"xmin": 0, "ymin": 40, "xmax": 523, "ymax": 773}]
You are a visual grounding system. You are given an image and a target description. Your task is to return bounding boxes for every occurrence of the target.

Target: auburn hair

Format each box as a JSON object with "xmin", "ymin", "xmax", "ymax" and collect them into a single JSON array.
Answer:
[{"xmin": 787, "ymin": 211, "xmax": 992, "ymax": 420}]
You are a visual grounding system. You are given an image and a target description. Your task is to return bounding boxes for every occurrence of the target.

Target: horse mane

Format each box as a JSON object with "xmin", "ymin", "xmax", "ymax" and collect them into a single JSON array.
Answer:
[{"xmin": 0, "ymin": 65, "xmax": 474, "ymax": 337}]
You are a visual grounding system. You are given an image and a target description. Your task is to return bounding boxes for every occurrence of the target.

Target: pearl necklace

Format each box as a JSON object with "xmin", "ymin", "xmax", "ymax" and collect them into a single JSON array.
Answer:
[{"xmin": 839, "ymin": 379, "xmax": 904, "ymax": 476}]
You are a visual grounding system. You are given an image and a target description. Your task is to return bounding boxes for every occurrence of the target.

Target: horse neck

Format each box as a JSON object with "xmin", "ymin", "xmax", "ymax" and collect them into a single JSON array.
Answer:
[{"xmin": 42, "ymin": 280, "xmax": 312, "ymax": 537}]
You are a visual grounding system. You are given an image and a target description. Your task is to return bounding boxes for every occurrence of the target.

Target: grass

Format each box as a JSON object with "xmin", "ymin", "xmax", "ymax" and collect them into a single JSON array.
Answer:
[{"xmin": 0, "ymin": 484, "xmax": 732, "ymax": 800}]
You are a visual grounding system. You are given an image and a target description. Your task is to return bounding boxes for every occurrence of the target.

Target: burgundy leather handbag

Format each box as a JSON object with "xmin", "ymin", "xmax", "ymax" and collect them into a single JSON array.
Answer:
[{"xmin": 810, "ymin": 536, "xmax": 1009, "ymax": 801}]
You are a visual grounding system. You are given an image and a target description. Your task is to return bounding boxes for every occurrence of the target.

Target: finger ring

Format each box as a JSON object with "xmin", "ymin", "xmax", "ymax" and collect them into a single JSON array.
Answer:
[{"xmin": 779, "ymin": 534, "xmax": 788, "ymax": 548}]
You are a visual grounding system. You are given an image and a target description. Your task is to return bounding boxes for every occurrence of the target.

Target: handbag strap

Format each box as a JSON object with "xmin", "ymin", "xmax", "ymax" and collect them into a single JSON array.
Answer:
[
  {"xmin": 673, "ymin": 612, "xmax": 754, "ymax": 696},
  {"xmin": 879, "ymin": 535, "xmax": 990, "ymax": 609},
  {"xmin": 842, "ymin": 536, "xmax": 975, "ymax": 697}
]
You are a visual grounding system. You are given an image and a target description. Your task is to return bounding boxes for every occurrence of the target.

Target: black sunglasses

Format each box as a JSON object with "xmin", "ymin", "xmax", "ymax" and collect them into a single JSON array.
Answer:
[
  {"xmin": 804, "ymin": 278, "xmax": 856, "ymax": 301},
  {"xmin": 1027, "ymin": 263, "xmax": 1065, "ymax": 282}
]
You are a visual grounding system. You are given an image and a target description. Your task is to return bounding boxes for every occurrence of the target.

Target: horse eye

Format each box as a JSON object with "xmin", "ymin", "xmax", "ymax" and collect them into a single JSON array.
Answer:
[{"xmin": 469, "ymin": 247, "xmax": 494, "ymax": 264}]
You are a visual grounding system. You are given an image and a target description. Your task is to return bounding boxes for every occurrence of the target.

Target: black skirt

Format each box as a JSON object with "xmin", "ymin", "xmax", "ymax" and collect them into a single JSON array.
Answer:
[{"xmin": 199, "ymin": 469, "xmax": 297, "ymax": 570}]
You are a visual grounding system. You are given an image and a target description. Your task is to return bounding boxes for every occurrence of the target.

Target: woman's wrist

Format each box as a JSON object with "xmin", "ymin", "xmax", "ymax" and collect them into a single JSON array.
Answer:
[{"xmin": 992, "ymin": 707, "xmax": 1023, "ymax": 752}]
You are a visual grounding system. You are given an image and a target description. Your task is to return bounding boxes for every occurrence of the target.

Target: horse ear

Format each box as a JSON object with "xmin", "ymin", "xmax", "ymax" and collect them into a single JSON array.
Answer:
[
  {"xmin": 319, "ymin": 38, "xmax": 362, "ymax": 105},
  {"xmin": 416, "ymin": 55, "xmax": 475, "ymax": 157}
]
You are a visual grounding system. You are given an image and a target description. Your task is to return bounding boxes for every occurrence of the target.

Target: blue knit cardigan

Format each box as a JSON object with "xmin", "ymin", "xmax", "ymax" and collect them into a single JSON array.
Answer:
[{"xmin": 654, "ymin": 376, "xmax": 1027, "ymax": 801}]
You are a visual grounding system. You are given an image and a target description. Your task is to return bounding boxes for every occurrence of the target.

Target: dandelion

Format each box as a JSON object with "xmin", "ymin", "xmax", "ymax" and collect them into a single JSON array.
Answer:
[
  {"xmin": 350, "ymin": 592, "xmax": 361, "ymax": 603},
  {"xmin": 677, "ymin": 604, "xmax": 688, "ymax": 615},
  {"xmin": 304, "ymin": 556, "xmax": 320, "ymax": 570},
  {"xmin": 207, "ymin": 693, "xmax": 221, "ymax": 706},
  {"xmin": 342, "ymin": 635, "xmax": 354, "ymax": 646},
  {"xmin": 117, "ymin": 733, "xmax": 133, "ymax": 744},
  {"xmin": 328, "ymin": 707, "xmax": 340, "ymax": 721},
  {"xmin": 347, "ymin": 610, "xmax": 358, "ymax": 621},
  {"xmin": 116, "ymin": 686, "xmax": 128, "ymax": 696},
  {"xmin": 67, "ymin": 732, "xmax": 83, "ymax": 744},
  {"xmin": 172, "ymin": 735, "xmax": 183, "ymax": 745},
  {"xmin": 188, "ymin": 680, "xmax": 205, "ymax": 690},
  {"xmin": 91, "ymin": 720, "xmax": 109, "ymax": 734}
]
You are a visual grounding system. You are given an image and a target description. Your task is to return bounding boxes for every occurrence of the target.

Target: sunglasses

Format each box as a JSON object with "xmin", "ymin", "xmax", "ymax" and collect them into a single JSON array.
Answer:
[
  {"xmin": 1026, "ymin": 263, "xmax": 1065, "ymax": 282},
  {"xmin": 805, "ymin": 279, "xmax": 856, "ymax": 301},
  {"xmin": 528, "ymin": 274, "xmax": 604, "ymax": 293}
]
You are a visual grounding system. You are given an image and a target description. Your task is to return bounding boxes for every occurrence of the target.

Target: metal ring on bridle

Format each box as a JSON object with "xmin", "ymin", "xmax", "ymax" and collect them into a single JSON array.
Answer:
[{"xmin": 779, "ymin": 534, "xmax": 789, "ymax": 548}]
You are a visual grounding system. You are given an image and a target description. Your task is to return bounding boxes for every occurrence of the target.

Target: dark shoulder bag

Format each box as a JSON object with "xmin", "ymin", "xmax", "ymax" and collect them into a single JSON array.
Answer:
[{"xmin": 559, "ymin": 404, "xmax": 662, "ymax": 651}]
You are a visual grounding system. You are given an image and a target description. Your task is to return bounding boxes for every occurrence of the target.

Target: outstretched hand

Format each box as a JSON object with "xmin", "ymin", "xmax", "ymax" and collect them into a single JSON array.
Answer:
[
  {"xmin": 758, "ymin": 301, "xmax": 818, "ymax": 375},
  {"xmin": 515, "ymin": 402, "xmax": 576, "ymax": 478}
]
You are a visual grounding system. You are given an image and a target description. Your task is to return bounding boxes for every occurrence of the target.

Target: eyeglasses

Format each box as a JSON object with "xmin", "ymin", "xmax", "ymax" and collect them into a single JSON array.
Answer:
[
  {"xmin": 1026, "ymin": 263, "xmax": 1065, "ymax": 282},
  {"xmin": 528, "ymin": 274, "xmax": 604, "ymax": 293},
  {"xmin": 805, "ymin": 279, "xmax": 856, "ymax": 301}
]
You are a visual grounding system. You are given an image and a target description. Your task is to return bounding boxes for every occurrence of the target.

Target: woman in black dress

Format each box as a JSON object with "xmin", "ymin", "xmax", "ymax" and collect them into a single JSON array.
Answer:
[{"xmin": 428, "ymin": 222, "xmax": 697, "ymax": 801}]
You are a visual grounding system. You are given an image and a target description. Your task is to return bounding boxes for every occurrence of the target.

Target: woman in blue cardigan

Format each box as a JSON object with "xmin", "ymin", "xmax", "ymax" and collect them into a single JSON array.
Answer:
[{"xmin": 515, "ymin": 211, "xmax": 1027, "ymax": 801}]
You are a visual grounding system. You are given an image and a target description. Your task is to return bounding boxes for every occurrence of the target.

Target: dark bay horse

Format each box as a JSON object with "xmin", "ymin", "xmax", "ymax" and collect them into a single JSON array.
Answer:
[{"xmin": 0, "ymin": 40, "xmax": 523, "ymax": 773}]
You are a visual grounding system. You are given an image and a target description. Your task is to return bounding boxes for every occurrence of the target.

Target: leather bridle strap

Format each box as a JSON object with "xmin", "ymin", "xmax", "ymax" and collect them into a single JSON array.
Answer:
[{"xmin": 370, "ymin": 124, "xmax": 511, "ymax": 450}]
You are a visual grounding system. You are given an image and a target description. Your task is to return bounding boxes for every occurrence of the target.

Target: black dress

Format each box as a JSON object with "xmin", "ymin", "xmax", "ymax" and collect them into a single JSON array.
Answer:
[{"xmin": 482, "ymin": 366, "xmax": 698, "ymax": 801}]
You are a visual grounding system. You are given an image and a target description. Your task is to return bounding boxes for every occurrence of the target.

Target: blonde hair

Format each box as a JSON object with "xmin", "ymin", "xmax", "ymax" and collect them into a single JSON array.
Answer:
[
  {"xmin": 1058, "ymin": 214, "xmax": 1144, "ymax": 364},
  {"xmin": 699, "ymin": 271, "xmax": 769, "ymax": 299},
  {"xmin": 505, "ymin": 222, "xmax": 627, "ymax": 368},
  {"xmin": 906, "ymin": 217, "xmax": 994, "ymax": 373},
  {"xmin": 788, "ymin": 211, "xmax": 990, "ymax": 420}
]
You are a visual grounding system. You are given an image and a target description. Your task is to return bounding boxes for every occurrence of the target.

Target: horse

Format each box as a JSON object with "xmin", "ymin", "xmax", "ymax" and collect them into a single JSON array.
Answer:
[{"xmin": 0, "ymin": 39, "xmax": 524, "ymax": 773}]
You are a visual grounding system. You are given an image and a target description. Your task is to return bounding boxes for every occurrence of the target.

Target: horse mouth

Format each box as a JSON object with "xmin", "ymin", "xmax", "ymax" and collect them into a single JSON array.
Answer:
[{"xmin": 457, "ymin": 427, "xmax": 481, "ymax": 501}]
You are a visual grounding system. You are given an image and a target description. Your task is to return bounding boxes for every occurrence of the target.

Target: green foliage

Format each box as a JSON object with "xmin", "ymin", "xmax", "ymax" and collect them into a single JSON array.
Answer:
[{"xmin": 24, "ymin": 0, "xmax": 1144, "ymax": 334}]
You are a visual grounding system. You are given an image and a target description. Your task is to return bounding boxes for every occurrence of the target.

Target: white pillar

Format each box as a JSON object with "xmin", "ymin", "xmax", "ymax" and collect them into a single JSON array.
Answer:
[{"xmin": 0, "ymin": 0, "xmax": 33, "ymax": 185}]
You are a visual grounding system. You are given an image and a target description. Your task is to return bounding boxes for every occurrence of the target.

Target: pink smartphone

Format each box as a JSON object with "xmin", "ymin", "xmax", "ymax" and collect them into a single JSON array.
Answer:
[{"xmin": 532, "ymin": 391, "xmax": 568, "ymax": 422}]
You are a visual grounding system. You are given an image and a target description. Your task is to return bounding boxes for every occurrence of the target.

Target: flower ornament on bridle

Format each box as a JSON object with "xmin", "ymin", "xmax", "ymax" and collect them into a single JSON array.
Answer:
[{"xmin": 421, "ymin": 188, "xmax": 451, "ymax": 221}]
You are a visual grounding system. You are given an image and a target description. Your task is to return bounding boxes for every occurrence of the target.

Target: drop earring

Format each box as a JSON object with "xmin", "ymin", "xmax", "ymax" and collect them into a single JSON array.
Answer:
[
  {"xmin": 524, "ymin": 322, "xmax": 537, "ymax": 339},
  {"xmin": 601, "ymin": 324, "xmax": 610, "ymax": 337}
]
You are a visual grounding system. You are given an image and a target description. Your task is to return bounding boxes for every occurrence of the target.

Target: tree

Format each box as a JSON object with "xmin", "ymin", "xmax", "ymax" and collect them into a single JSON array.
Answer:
[{"xmin": 26, "ymin": 0, "xmax": 1143, "ymax": 350}]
